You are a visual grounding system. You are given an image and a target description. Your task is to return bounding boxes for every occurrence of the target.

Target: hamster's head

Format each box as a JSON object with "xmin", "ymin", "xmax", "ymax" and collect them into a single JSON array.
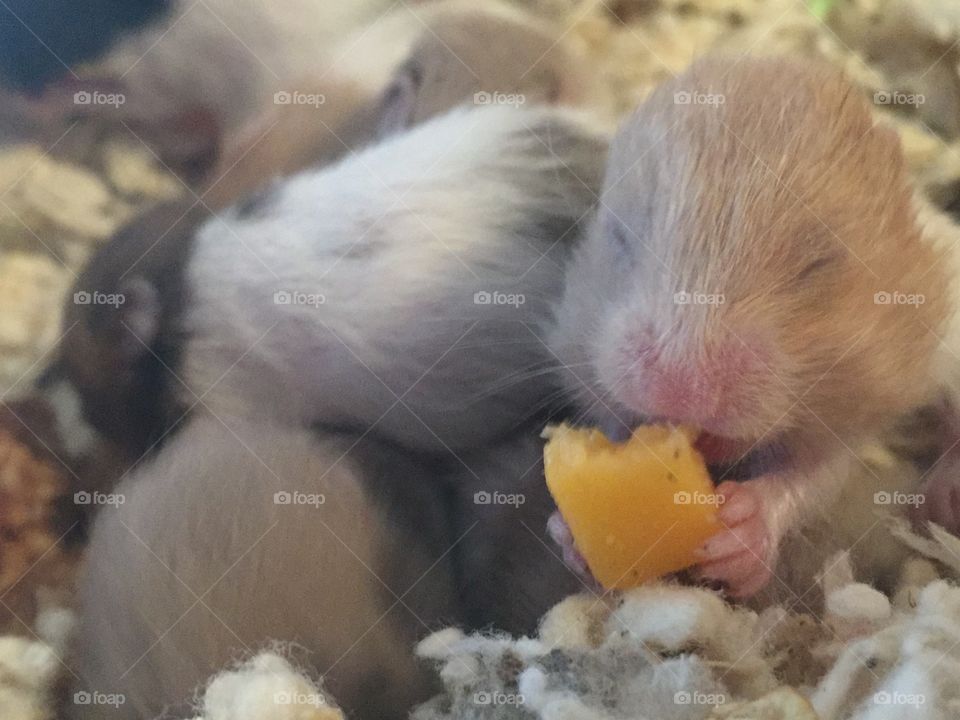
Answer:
[
  {"xmin": 43, "ymin": 202, "xmax": 198, "ymax": 455},
  {"xmin": 376, "ymin": 8, "xmax": 587, "ymax": 137},
  {"xmin": 549, "ymin": 57, "xmax": 949, "ymax": 467}
]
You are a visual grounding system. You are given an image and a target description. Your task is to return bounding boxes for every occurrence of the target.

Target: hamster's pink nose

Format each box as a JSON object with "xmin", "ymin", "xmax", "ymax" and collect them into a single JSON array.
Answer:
[
  {"xmin": 628, "ymin": 336, "xmax": 770, "ymax": 435},
  {"xmin": 644, "ymin": 369, "xmax": 722, "ymax": 423}
]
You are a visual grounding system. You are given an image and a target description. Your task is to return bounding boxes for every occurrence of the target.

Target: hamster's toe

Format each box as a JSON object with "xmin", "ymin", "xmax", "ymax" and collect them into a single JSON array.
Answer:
[{"xmin": 694, "ymin": 481, "xmax": 774, "ymax": 599}]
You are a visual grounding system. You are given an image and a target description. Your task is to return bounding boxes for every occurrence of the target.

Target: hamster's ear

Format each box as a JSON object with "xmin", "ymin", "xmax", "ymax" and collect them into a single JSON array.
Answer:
[
  {"xmin": 376, "ymin": 58, "xmax": 423, "ymax": 138},
  {"xmin": 116, "ymin": 277, "xmax": 161, "ymax": 362}
]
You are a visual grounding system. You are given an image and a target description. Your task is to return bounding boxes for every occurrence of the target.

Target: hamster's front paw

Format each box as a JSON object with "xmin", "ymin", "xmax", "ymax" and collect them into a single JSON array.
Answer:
[
  {"xmin": 547, "ymin": 511, "xmax": 600, "ymax": 591},
  {"xmin": 694, "ymin": 480, "xmax": 774, "ymax": 598},
  {"xmin": 912, "ymin": 455, "xmax": 960, "ymax": 536}
]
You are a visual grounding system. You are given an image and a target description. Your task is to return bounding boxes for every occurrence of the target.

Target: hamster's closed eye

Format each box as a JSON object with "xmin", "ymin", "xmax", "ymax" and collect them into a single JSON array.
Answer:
[{"xmin": 793, "ymin": 252, "xmax": 844, "ymax": 284}]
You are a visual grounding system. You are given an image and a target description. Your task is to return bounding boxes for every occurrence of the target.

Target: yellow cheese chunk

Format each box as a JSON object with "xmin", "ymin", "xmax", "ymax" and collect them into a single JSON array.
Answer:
[{"xmin": 543, "ymin": 423, "xmax": 720, "ymax": 590}]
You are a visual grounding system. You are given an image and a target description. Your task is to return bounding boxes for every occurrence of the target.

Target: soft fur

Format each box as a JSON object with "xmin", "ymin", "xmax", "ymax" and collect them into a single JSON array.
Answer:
[
  {"xmin": 182, "ymin": 105, "xmax": 608, "ymax": 453},
  {"xmin": 547, "ymin": 56, "xmax": 950, "ymax": 594},
  {"xmin": 68, "ymin": 416, "xmax": 459, "ymax": 720}
]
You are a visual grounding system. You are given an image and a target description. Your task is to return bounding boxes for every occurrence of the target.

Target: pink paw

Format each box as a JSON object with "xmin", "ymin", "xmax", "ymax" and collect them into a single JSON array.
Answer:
[
  {"xmin": 694, "ymin": 481, "xmax": 774, "ymax": 599},
  {"xmin": 547, "ymin": 511, "xmax": 600, "ymax": 590},
  {"xmin": 912, "ymin": 458, "xmax": 960, "ymax": 536}
]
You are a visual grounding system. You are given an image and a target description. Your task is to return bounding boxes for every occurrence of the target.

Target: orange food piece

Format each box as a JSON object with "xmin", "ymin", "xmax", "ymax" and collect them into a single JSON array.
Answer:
[{"xmin": 543, "ymin": 424, "xmax": 720, "ymax": 590}]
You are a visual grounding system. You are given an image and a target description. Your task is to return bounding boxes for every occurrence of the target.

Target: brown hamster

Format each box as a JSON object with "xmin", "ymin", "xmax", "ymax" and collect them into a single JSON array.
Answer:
[
  {"xmin": 202, "ymin": 1, "xmax": 592, "ymax": 209},
  {"xmin": 66, "ymin": 415, "xmax": 461, "ymax": 720},
  {"xmin": 547, "ymin": 56, "xmax": 949, "ymax": 597}
]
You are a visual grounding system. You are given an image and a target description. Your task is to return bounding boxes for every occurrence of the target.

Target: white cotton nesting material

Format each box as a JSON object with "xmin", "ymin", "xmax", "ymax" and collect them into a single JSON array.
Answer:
[
  {"xmin": 893, "ymin": 558, "xmax": 941, "ymax": 611},
  {"xmin": 412, "ymin": 585, "xmax": 773, "ymax": 720},
  {"xmin": 0, "ymin": 636, "xmax": 62, "ymax": 720},
  {"xmin": 538, "ymin": 594, "xmax": 609, "ymax": 650},
  {"xmin": 812, "ymin": 580, "xmax": 960, "ymax": 720},
  {"xmin": 605, "ymin": 585, "xmax": 729, "ymax": 650},
  {"xmin": 516, "ymin": 667, "xmax": 610, "ymax": 720},
  {"xmin": 824, "ymin": 585, "xmax": 892, "ymax": 647},
  {"xmin": 854, "ymin": 661, "xmax": 938, "ymax": 720},
  {"xmin": 415, "ymin": 627, "xmax": 466, "ymax": 660},
  {"xmin": 517, "ymin": 655, "xmax": 723, "ymax": 720},
  {"xmin": 826, "ymin": 585, "xmax": 892, "ymax": 624},
  {"xmin": 189, "ymin": 653, "xmax": 343, "ymax": 720}
]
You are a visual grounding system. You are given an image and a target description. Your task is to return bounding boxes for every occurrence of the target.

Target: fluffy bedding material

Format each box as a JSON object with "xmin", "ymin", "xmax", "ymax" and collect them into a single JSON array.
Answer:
[{"xmin": 10, "ymin": 538, "xmax": 960, "ymax": 719}]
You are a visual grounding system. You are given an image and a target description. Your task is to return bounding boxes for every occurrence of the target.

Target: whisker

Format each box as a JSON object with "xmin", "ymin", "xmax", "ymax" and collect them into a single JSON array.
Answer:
[
  {"xmin": 517, "ymin": 386, "xmax": 574, "ymax": 422},
  {"xmin": 461, "ymin": 361, "xmax": 593, "ymax": 404}
]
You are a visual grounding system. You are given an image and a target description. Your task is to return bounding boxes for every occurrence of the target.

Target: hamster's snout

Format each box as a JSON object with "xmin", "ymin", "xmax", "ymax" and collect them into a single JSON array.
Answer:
[{"xmin": 604, "ymin": 323, "xmax": 788, "ymax": 446}]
